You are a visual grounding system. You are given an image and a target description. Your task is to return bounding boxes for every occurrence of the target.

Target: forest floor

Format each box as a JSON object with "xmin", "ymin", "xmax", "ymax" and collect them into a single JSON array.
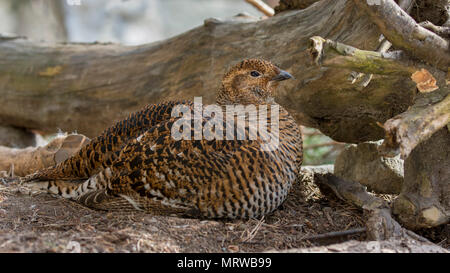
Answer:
[{"xmin": 0, "ymin": 168, "xmax": 448, "ymax": 253}]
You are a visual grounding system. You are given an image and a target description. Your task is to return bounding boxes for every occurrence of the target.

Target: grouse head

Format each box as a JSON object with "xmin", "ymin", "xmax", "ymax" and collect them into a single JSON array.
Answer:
[{"xmin": 216, "ymin": 59, "xmax": 293, "ymax": 105}]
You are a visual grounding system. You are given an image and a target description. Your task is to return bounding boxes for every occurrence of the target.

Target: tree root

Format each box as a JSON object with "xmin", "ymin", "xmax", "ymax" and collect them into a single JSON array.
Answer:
[
  {"xmin": 419, "ymin": 20, "xmax": 450, "ymax": 38},
  {"xmin": 314, "ymin": 173, "xmax": 431, "ymax": 241}
]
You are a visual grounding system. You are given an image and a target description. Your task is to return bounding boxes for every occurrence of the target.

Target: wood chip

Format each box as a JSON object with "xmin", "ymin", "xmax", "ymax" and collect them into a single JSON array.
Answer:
[{"xmin": 411, "ymin": 69, "xmax": 438, "ymax": 93}]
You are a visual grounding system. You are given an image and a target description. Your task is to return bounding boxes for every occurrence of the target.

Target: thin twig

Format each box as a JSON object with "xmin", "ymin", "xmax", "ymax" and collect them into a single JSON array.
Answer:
[
  {"xmin": 404, "ymin": 230, "xmax": 432, "ymax": 243},
  {"xmin": 240, "ymin": 216, "xmax": 265, "ymax": 242},
  {"xmin": 301, "ymin": 227, "xmax": 367, "ymax": 241},
  {"xmin": 245, "ymin": 0, "xmax": 275, "ymax": 17}
]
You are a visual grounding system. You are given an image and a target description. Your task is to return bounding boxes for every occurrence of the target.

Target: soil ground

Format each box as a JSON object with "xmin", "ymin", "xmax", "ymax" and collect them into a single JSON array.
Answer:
[{"xmin": 0, "ymin": 170, "xmax": 448, "ymax": 253}]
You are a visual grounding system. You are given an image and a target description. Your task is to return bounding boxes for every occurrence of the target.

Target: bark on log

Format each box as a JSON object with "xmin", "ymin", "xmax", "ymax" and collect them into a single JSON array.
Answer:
[
  {"xmin": 0, "ymin": 0, "xmax": 417, "ymax": 143},
  {"xmin": 245, "ymin": 0, "xmax": 275, "ymax": 17}
]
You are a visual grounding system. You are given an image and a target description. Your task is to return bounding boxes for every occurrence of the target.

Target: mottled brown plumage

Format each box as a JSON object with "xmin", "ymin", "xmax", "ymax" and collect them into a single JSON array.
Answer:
[{"xmin": 24, "ymin": 59, "xmax": 303, "ymax": 219}]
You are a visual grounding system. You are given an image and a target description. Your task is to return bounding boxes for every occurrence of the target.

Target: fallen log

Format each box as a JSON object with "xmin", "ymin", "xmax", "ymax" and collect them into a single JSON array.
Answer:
[
  {"xmin": 308, "ymin": 35, "xmax": 449, "ymax": 158},
  {"xmin": 0, "ymin": 0, "xmax": 419, "ymax": 143}
]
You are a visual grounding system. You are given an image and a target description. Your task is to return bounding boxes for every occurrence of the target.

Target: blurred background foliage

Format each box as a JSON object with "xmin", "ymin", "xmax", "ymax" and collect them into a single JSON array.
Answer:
[
  {"xmin": 0, "ymin": 0, "xmax": 343, "ymax": 165},
  {"xmin": 301, "ymin": 127, "xmax": 346, "ymax": 165}
]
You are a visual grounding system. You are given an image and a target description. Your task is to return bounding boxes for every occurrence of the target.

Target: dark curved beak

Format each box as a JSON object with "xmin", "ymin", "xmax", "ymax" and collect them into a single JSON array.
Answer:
[{"xmin": 271, "ymin": 70, "xmax": 294, "ymax": 81}]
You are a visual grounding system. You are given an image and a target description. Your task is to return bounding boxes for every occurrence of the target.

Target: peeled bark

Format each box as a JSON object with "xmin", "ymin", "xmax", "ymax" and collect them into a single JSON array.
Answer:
[{"xmin": 0, "ymin": 0, "xmax": 417, "ymax": 143}]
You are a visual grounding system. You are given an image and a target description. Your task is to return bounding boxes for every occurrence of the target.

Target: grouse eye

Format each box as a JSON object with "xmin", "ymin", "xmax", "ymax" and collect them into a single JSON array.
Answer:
[{"xmin": 250, "ymin": 71, "xmax": 261, "ymax": 77}]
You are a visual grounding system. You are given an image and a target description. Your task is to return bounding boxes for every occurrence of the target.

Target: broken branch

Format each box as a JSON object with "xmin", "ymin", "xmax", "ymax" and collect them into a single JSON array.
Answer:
[
  {"xmin": 349, "ymin": 0, "xmax": 415, "ymax": 87},
  {"xmin": 353, "ymin": 0, "xmax": 450, "ymax": 71},
  {"xmin": 309, "ymin": 36, "xmax": 434, "ymax": 76},
  {"xmin": 379, "ymin": 91, "xmax": 450, "ymax": 159},
  {"xmin": 245, "ymin": 0, "xmax": 275, "ymax": 17}
]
